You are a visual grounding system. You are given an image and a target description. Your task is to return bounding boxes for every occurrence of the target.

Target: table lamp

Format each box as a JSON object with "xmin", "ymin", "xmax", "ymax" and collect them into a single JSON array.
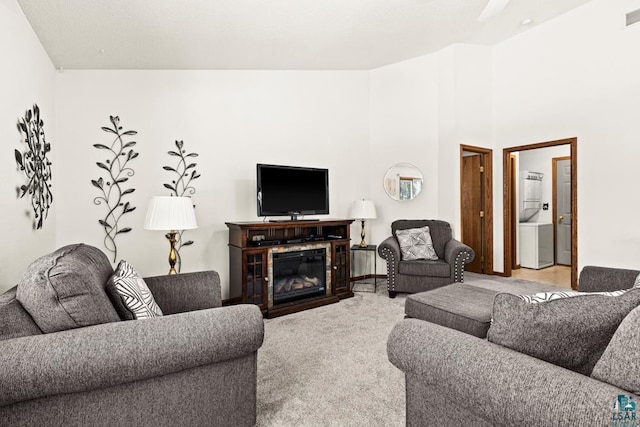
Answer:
[
  {"xmin": 350, "ymin": 199, "xmax": 377, "ymax": 247},
  {"xmin": 144, "ymin": 196, "xmax": 198, "ymax": 274}
]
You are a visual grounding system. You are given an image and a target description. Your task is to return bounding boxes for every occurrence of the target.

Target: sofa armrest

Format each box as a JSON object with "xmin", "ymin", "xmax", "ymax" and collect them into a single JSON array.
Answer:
[
  {"xmin": 0, "ymin": 304, "xmax": 263, "ymax": 407},
  {"xmin": 388, "ymin": 319, "xmax": 624, "ymax": 426},
  {"xmin": 144, "ymin": 270, "xmax": 222, "ymax": 314},
  {"xmin": 378, "ymin": 236, "xmax": 401, "ymax": 286},
  {"xmin": 579, "ymin": 266, "xmax": 639, "ymax": 293},
  {"xmin": 443, "ymin": 239, "xmax": 474, "ymax": 282}
]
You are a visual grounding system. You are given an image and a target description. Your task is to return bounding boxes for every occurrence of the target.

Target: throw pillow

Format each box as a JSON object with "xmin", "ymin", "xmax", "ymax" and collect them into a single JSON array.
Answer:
[
  {"xmin": 111, "ymin": 260, "xmax": 163, "ymax": 319},
  {"xmin": 395, "ymin": 226, "xmax": 439, "ymax": 261},
  {"xmin": 592, "ymin": 305, "xmax": 640, "ymax": 393},
  {"xmin": 487, "ymin": 288, "xmax": 640, "ymax": 375},
  {"xmin": 17, "ymin": 244, "xmax": 121, "ymax": 333}
]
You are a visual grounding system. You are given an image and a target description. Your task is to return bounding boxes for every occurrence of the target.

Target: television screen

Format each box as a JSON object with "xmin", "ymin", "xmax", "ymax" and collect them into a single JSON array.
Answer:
[{"xmin": 257, "ymin": 164, "xmax": 329, "ymax": 219}]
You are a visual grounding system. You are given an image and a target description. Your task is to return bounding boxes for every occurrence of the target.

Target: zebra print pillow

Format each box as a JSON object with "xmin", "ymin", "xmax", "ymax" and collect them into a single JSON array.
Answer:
[
  {"xmin": 111, "ymin": 260, "xmax": 163, "ymax": 319},
  {"xmin": 517, "ymin": 289, "xmax": 628, "ymax": 304},
  {"xmin": 517, "ymin": 277, "xmax": 640, "ymax": 304}
]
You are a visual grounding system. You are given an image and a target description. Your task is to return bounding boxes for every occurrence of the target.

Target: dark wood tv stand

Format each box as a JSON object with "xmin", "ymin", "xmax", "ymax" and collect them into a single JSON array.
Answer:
[{"xmin": 226, "ymin": 219, "xmax": 354, "ymax": 318}]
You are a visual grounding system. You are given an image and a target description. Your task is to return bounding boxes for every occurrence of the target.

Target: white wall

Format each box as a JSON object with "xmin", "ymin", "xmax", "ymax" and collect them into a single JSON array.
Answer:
[
  {"xmin": 0, "ymin": 0, "xmax": 56, "ymax": 293},
  {"xmin": 5, "ymin": 0, "xmax": 640, "ymax": 297},
  {"xmin": 55, "ymin": 70, "xmax": 370, "ymax": 298},
  {"xmin": 437, "ymin": 45, "xmax": 493, "ymax": 240},
  {"xmin": 368, "ymin": 54, "xmax": 440, "ymax": 274},
  {"xmin": 492, "ymin": 0, "xmax": 640, "ymax": 272}
]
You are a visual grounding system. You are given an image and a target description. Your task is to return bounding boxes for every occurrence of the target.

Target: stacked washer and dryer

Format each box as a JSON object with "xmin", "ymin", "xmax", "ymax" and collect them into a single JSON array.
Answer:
[{"xmin": 519, "ymin": 171, "xmax": 553, "ymax": 269}]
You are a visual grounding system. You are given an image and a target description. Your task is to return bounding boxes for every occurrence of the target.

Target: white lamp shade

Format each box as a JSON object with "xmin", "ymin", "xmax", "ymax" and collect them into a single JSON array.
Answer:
[
  {"xmin": 350, "ymin": 199, "xmax": 377, "ymax": 220},
  {"xmin": 144, "ymin": 196, "xmax": 198, "ymax": 230}
]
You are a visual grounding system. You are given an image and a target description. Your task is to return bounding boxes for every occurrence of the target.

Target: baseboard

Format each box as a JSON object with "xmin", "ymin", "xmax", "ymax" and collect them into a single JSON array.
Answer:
[
  {"xmin": 222, "ymin": 296, "xmax": 243, "ymax": 306},
  {"xmin": 350, "ymin": 274, "xmax": 387, "ymax": 282}
]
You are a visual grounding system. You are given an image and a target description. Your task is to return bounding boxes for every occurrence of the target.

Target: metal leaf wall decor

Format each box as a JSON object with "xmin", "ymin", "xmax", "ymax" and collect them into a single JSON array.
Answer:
[
  {"xmin": 92, "ymin": 116, "xmax": 139, "ymax": 262},
  {"xmin": 163, "ymin": 140, "xmax": 201, "ymax": 272},
  {"xmin": 15, "ymin": 104, "xmax": 53, "ymax": 230}
]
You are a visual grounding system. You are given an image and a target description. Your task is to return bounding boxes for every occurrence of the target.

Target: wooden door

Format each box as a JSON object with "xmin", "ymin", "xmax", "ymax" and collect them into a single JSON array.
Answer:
[
  {"xmin": 554, "ymin": 158, "xmax": 572, "ymax": 265},
  {"xmin": 461, "ymin": 154, "xmax": 483, "ymax": 273}
]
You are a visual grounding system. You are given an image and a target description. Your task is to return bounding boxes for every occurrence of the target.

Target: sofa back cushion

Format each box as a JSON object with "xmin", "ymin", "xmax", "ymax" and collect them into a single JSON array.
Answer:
[
  {"xmin": 392, "ymin": 220, "xmax": 452, "ymax": 259},
  {"xmin": 488, "ymin": 288, "xmax": 640, "ymax": 375},
  {"xmin": 0, "ymin": 286, "xmax": 42, "ymax": 341},
  {"xmin": 591, "ymin": 305, "xmax": 640, "ymax": 393},
  {"xmin": 17, "ymin": 244, "xmax": 120, "ymax": 333}
]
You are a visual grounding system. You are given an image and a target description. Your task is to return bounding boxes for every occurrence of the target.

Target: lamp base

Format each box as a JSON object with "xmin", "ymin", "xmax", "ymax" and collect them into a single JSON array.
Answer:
[
  {"xmin": 168, "ymin": 230, "xmax": 178, "ymax": 275},
  {"xmin": 359, "ymin": 220, "xmax": 367, "ymax": 247}
]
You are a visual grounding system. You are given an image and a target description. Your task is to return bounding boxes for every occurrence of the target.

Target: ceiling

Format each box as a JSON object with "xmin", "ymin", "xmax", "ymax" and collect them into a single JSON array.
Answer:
[{"xmin": 17, "ymin": 0, "xmax": 593, "ymax": 70}]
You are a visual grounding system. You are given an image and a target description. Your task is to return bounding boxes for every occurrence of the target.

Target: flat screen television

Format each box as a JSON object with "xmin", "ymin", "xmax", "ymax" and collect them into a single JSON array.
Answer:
[{"xmin": 257, "ymin": 164, "xmax": 329, "ymax": 220}]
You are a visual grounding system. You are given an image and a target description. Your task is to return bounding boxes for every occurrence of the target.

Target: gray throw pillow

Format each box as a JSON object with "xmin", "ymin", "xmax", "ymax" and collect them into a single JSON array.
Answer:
[
  {"xmin": 111, "ymin": 260, "xmax": 163, "ymax": 319},
  {"xmin": 17, "ymin": 244, "xmax": 120, "ymax": 333},
  {"xmin": 487, "ymin": 288, "xmax": 640, "ymax": 375},
  {"xmin": 395, "ymin": 226, "xmax": 438, "ymax": 261},
  {"xmin": 592, "ymin": 305, "xmax": 640, "ymax": 393}
]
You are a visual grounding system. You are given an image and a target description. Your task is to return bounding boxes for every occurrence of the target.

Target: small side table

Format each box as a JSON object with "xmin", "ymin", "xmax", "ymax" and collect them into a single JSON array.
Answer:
[{"xmin": 350, "ymin": 244, "xmax": 377, "ymax": 293}]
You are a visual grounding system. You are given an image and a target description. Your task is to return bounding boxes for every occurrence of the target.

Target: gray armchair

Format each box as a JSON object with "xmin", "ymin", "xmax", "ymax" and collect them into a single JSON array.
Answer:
[
  {"xmin": 378, "ymin": 220, "xmax": 474, "ymax": 297},
  {"xmin": 0, "ymin": 244, "xmax": 264, "ymax": 427}
]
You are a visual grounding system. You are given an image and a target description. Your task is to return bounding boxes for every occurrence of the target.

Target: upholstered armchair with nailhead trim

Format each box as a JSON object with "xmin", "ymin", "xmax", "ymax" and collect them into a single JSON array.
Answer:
[{"xmin": 378, "ymin": 220, "xmax": 474, "ymax": 298}]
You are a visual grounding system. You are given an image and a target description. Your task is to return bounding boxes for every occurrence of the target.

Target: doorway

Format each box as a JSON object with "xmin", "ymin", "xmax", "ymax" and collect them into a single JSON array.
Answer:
[
  {"xmin": 503, "ymin": 138, "xmax": 577, "ymax": 289},
  {"xmin": 460, "ymin": 144, "xmax": 493, "ymax": 274}
]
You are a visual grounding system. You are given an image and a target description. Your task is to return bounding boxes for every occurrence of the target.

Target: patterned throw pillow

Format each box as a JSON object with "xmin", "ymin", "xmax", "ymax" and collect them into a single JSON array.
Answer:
[
  {"xmin": 395, "ymin": 226, "xmax": 439, "ymax": 261},
  {"xmin": 517, "ymin": 289, "xmax": 628, "ymax": 303},
  {"xmin": 110, "ymin": 260, "xmax": 163, "ymax": 319}
]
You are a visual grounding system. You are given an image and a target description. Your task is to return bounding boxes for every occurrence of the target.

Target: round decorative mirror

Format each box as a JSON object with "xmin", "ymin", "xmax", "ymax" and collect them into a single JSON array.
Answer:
[{"xmin": 383, "ymin": 163, "xmax": 423, "ymax": 201}]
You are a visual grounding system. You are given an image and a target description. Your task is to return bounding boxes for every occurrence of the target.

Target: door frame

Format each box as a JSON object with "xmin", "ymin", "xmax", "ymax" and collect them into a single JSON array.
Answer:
[
  {"xmin": 460, "ymin": 144, "xmax": 493, "ymax": 274},
  {"xmin": 502, "ymin": 137, "xmax": 578, "ymax": 289},
  {"xmin": 552, "ymin": 156, "xmax": 571, "ymax": 266}
]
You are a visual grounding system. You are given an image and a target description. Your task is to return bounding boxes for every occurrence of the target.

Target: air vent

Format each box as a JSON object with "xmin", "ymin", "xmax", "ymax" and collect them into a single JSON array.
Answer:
[{"xmin": 625, "ymin": 8, "xmax": 640, "ymax": 27}]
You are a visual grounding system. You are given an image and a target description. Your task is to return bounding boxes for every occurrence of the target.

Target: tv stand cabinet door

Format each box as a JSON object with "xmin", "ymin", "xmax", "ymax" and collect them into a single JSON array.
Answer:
[
  {"xmin": 243, "ymin": 249, "xmax": 268, "ymax": 310},
  {"xmin": 331, "ymin": 242, "xmax": 351, "ymax": 297}
]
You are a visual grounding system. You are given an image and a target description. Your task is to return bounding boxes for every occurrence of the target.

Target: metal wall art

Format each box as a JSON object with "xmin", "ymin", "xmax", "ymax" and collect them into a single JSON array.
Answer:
[
  {"xmin": 15, "ymin": 104, "xmax": 53, "ymax": 230},
  {"xmin": 162, "ymin": 140, "xmax": 200, "ymax": 272},
  {"xmin": 92, "ymin": 116, "xmax": 139, "ymax": 262}
]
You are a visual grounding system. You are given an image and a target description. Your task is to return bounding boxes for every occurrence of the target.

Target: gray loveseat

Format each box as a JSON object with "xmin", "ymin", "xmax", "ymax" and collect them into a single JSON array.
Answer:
[
  {"xmin": 388, "ymin": 266, "xmax": 640, "ymax": 426},
  {"xmin": 0, "ymin": 244, "xmax": 264, "ymax": 426},
  {"xmin": 378, "ymin": 220, "xmax": 474, "ymax": 298}
]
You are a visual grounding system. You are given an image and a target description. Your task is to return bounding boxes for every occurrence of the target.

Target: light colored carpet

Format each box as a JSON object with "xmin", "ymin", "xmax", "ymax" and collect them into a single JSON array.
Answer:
[
  {"xmin": 256, "ymin": 273, "xmax": 556, "ymax": 426},
  {"xmin": 257, "ymin": 280, "xmax": 406, "ymax": 427}
]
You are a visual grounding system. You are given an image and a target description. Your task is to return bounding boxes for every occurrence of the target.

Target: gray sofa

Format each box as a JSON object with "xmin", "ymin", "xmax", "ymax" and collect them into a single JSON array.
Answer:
[
  {"xmin": 378, "ymin": 220, "xmax": 474, "ymax": 298},
  {"xmin": 388, "ymin": 266, "xmax": 640, "ymax": 426},
  {"xmin": 0, "ymin": 244, "xmax": 264, "ymax": 427}
]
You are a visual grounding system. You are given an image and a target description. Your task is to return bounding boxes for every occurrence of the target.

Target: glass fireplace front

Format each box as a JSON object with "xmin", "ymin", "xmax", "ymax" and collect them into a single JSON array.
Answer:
[{"xmin": 272, "ymin": 248, "xmax": 326, "ymax": 304}]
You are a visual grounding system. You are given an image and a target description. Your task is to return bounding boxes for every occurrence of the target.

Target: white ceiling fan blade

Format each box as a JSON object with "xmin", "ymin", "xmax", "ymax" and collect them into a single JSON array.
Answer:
[{"xmin": 478, "ymin": 0, "xmax": 511, "ymax": 22}]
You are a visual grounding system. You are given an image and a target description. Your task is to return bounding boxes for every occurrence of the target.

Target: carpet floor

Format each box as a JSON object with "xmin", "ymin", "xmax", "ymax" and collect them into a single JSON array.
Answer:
[
  {"xmin": 256, "ymin": 273, "xmax": 558, "ymax": 426},
  {"xmin": 256, "ymin": 280, "xmax": 407, "ymax": 427}
]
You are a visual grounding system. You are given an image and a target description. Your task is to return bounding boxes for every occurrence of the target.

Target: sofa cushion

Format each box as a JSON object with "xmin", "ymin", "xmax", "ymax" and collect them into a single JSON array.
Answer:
[
  {"xmin": 591, "ymin": 305, "xmax": 640, "ymax": 393},
  {"xmin": 399, "ymin": 259, "xmax": 450, "ymax": 277},
  {"xmin": 0, "ymin": 287, "xmax": 42, "ymax": 341},
  {"xmin": 395, "ymin": 226, "xmax": 438, "ymax": 261},
  {"xmin": 406, "ymin": 284, "xmax": 499, "ymax": 337},
  {"xmin": 110, "ymin": 260, "xmax": 163, "ymax": 319},
  {"xmin": 17, "ymin": 244, "xmax": 120, "ymax": 333},
  {"xmin": 487, "ymin": 288, "xmax": 640, "ymax": 375}
]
